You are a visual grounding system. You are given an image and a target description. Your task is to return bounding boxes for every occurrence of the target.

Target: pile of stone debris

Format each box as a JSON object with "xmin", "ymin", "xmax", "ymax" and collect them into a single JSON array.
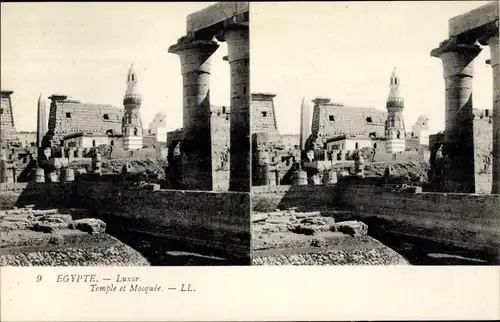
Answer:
[
  {"xmin": 252, "ymin": 208, "xmax": 368, "ymax": 238},
  {"xmin": 0, "ymin": 206, "xmax": 105, "ymax": 235},
  {"xmin": 252, "ymin": 208, "xmax": 409, "ymax": 265},
  {"xmin": 0, "ymin": 206, "xmax": 149, "ymax": 266}
]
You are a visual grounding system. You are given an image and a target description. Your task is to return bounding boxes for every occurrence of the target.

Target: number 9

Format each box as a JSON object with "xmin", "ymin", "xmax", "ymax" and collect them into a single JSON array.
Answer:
[{"xmin": 36, "ymin": 275, "xmax": 42, "ymax": 282}]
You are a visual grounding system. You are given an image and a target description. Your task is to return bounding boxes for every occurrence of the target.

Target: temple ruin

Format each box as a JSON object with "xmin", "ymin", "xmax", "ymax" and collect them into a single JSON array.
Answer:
[
  {"xmin": 430, "ymin": 1, "xmax": 499, "ymax": 193},
  {"xmin": 168, "ymin": 2, "xmax": 250, "ymax": 192}
]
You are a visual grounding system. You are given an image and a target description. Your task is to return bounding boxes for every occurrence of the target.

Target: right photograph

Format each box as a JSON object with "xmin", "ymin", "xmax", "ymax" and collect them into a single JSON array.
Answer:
[{"xmin": 250, "ymin": 1, "xmax": 499, "ymax": 265}]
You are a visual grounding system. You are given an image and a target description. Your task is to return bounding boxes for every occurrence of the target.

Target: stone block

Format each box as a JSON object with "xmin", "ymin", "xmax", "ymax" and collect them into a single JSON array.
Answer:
[
  {"xmin": 335, "ymin": 221, "xmax": 368, "ymax": 237},
  {"xmin": 42, "ymin": 214, "xmax": 73, "ymax": 223},
  {"xmin": 251, "ymin": 213, "xmax": 268, "ymax": 223},
  {"xmin": 291, "ymin": 224, "xmax": 327, "ymax": 236},
  {"xmin": 32, "ymin": 222, "xmax": 70, "ymax": 233},
  {"xmin": 141, "ymin": 183, "xmax": 161, "ymax": 191},
  {"xmin": 266, "ymin": 217, "xmax": 291, "ymax": 224},
  {"xmin": 72, "ymin": 218, "xmax": 106, "ymax": 234},
  {"xmin": 32, "ymin": 209, "xmax": 58, "ymax": 216},
  {"xmin": 300, "ymin": 217, "xmax": 330, "ymax": 225},
  {"xmin": 295, "ymin": 211, "xmax": 321, "ymax": 219}
]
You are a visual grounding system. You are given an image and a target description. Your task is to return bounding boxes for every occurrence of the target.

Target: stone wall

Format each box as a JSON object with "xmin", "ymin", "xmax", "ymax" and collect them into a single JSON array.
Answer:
[
  {"xmin": 47, "ymin": 95, "xmax": 123, "ymax": 145},
  {"xmin": 372, "ymin": 150, "xmax": 424, "ymax": 162},
  {"xmin": 338, "ymin": 184, "xmax": 500, "ymax": 259},
  {"xmin": 311, "ymin": 100, "xmax": 387, "ymax": 141},
  {"xmin": 0, "ymin": 182, "xmax": 250, "ymax": 261},
  {"xmin": 252, "ymin": 185, "xmax": 338, "ymax": 213}
]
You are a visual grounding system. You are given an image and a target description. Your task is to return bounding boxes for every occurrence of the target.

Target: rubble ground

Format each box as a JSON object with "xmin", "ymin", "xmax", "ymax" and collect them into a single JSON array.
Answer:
[
  {"xmin": 252, "ymin": 209, "xmax": 409, "ymax": 265},
  {"xmin": 0, "ymin": 206, "xmax": 150, "ymax": 266},
  {"xmin": 67, "ymin": 157, "xmax": 168, "ymax": 176}
]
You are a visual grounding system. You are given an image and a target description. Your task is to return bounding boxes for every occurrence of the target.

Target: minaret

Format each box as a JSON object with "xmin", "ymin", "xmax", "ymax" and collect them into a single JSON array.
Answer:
[
  {"xmin": 299, "ymin": 97, "xmax": 310, "ymax": 151},
  {"xmin": 385, "ymin": 68, "xmax": 406, "ymax": 153},
  {"xmin": 36, "ymin": 93, "xmax": 47, "ymax": 148},
  {"xmin": 122, "ymin": 64, "xmax": 143, "ymax": 150}
]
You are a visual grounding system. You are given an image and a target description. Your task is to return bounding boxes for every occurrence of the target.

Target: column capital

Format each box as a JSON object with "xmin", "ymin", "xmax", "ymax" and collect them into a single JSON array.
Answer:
[
  {"xmin": 485, "ymin": 35, "xmax": 499, "ymax": 67},
  {"xmin": 217, "ymin": 23, "xmax": 249, "ymax": 63},
  {"xmin": 431, "ymin": 37, "xmax": 481, "ymax": 78},
  {"xmin": 168, "ymin": 39, "xmax": 219, "ymax": 75},
  {"xmin": 215, "ymin": 21, "xmax": 249, "ymax": 41}
]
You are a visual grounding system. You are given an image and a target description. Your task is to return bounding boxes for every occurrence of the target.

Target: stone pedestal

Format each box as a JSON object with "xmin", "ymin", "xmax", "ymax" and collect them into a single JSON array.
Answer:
[
  {"xmin": 275, "ymin": 169, "xmax": 280, "ymax": 186},
  {"xmin": 293, "ymin": 169, "xmax": 308, "ymax": 186},
  {"xmin": 63, "ymin": 168, "xmax": 75, "ymax": 182},
  {"xmin": 323, "ymin": 170, "xmax": 338, "ymax": 185},
  {"xmin": 221, "ymin": 23, "xmax": 250, "ymax": 192},
  {"xmin": 49, "ymin": 171, "xmax": 59, "ymax": 183},
  {"xmin": 76, "ymin": 147, "xmax": 84, "ymax": 159},
  {"xmin": 486, "ymin": 35, "xmax": 500, "ymax": 193},
  {"xmin": 68, "ymin": 147, "xmax": 75, "ymax": 162},
  {"xmin": 431, "ymin": 39, "xmax": 481, "ymax": 192},
  {"xmin": 169, "ymin": 40, "xmax": 219, "ymax": 191}
]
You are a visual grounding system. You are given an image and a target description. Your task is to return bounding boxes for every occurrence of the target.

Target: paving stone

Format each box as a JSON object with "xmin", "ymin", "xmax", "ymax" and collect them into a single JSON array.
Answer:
[{"xmin": 251, "ymin": 213, "xmax": 268, "ymax": 223}]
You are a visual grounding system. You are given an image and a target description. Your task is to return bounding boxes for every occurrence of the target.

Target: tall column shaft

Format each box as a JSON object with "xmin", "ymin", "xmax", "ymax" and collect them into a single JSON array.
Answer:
[
  {"xmin": 224, "ymin": 24, "xmax": 250, "ymax": 192},
  {"xmin": 487, "ymin": 35, "xmax": 500, "ymax": 193},
  {"xmin": 169, "ymin": 40, "xmax": 219, "ymax": 191},
  {"xmin": 431, "ymin": 41, "xmax": 481, "ymax": 192}
]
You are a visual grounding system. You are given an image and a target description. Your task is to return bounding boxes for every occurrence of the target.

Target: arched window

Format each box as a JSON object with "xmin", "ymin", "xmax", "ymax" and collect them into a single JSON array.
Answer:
[
  {"xmin": 132, "ymin": 74, "xmax": 135, "ymax": 82},
  {"xmin": 397, "ymin": 131, "xmax": 401, "ymax": 139},
  {"xmin": 355, "ymin": 142, "xmax": 359, "ymax": 149},
  {"xmin": 395, "ymin": 78, "xmax": 398, "ymax": 85},
  {"xmin": 134, "ymin": 128, "xmax": 138, "ymax": 136},
  {"xmin": 373, "ymin": 143, "xmax": 377, "ymax": 149},
  {"xmin": 92, "ymin": 140, "xmax": 96, "ymax": 147},
  {"xmin": 111, "ymin": 140, "xmax": 114, "ymax": 146}
]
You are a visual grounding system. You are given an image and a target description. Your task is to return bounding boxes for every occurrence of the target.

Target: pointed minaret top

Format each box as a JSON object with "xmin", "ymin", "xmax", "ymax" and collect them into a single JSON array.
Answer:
[
  {"xmin": 126, "ymin": 63, "xmax": 139, "ymax": 95},
  {"xmin": 388, "ymin": 67, "xmax": 401, "ymax": 99}
]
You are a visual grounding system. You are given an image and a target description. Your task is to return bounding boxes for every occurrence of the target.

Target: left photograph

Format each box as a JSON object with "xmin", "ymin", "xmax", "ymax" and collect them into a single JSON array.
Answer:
[{"xmin": 0, "ymin": 2, "xmax": 250, "ymax": 266}]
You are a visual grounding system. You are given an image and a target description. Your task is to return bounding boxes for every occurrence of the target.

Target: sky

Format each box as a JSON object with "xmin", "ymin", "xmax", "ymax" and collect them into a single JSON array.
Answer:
[
  {"xmin": 1, "ymin": 2, "xmax": 230, "ymax": 132},
  {"xmin": 251, "ymin": 1, "xmax": 494, "ymax": 135}
]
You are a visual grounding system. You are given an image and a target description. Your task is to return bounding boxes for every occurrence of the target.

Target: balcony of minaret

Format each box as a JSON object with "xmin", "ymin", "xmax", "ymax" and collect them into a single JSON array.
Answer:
[{"xmin": 123, "ymin": 93, "xmax": 142, "ymax": 105}]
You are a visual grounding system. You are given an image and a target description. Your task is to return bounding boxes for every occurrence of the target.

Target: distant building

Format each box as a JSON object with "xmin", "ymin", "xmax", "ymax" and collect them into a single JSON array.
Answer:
[
  {"xmin": 311, "ymin": 98, "xmax": 386, "ymax": 141},
  {"xmin": 61, "ymin": 132, "xmax": 123, "ymax": 149},
  {"xmin": 281, "ymin": 134, "xmax": 300, "ymax": 151},
  {"xmin": 251, "ymin": 93, "xmax": 284, "ymax": 149},
  {"xmin": 148, "ymin": 113, "xmax": 167, "ymax": 141},
  {"xmin": 326, "ymin": 135, "xmax": 385, "ymax": 152},
  {"xmin": 16, "ymin": 131, "xmax": 37, "ymax": 148},
  {"xmin": 1, "ymin": 90, "xmax": 19, "ymax": 147},
  {"xmin": 47, "ymin": 94, "xmax": 123, "ymax": 147}
]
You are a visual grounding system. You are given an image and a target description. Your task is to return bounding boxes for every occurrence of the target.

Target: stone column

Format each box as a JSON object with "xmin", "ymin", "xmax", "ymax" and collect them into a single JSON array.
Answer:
[
  {"xmin": 220, "ymin": 23, "xmax": 250, "ymax": 192},
  {"xmin": 486, "ymin": 35, "xmax": 500, "ymax": 193},
  {"xmin": 431, "ymin": 39, "xmax": 481, "ymax": 192},
  {"xmin": 169, "ymin": 40, "xmax": 219, "ymax": 191}
]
